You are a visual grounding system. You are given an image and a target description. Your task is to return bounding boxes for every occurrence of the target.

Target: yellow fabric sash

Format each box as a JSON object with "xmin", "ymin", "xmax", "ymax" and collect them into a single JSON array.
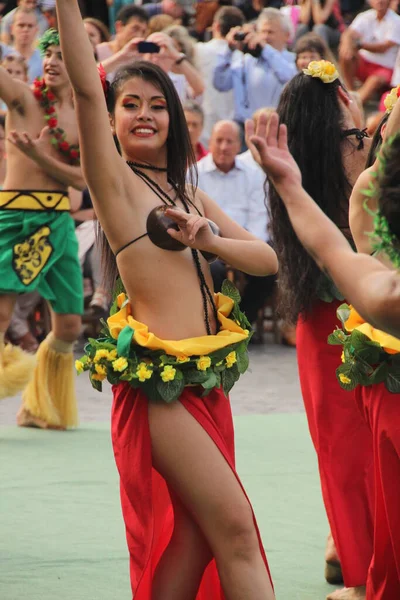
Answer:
[
  {"xmin": 0, "ymin": 190, "xmax": 70, "ymax": 211},
  {"xmin": 345, "ymin": 307, "xmax": 400, "ymax": 355},
  {"xmin": 108, "ymin": 292, "xmax": 249, "ymax": 357}
]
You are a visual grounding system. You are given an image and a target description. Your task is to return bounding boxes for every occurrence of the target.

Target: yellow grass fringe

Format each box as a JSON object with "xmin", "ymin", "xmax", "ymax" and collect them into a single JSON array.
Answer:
[
  {"xmin": 0, "ymin": 344, "xmax": 36, "ymax": 400},
  {"xmin": 22, "ymin": 337, "xmax": 78, "ymax": 428}
]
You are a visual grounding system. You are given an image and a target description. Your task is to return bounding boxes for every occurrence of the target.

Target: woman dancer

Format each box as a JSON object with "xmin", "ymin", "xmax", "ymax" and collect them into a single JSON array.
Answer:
[
  {"xmin": 268, "ymin": 61, "xmax": 373, "ymax": 600},
  {"xmin": 247, "ymin": 111, "xmax": 400, "ymax": 600},
  {"xmin": 56, "ymin": 1, "xmax": 277, "ymax": 599}
]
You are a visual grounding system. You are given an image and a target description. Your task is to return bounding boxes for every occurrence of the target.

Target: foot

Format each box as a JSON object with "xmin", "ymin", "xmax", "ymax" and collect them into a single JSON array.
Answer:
[
  {"xmin": 326, "ymin": 587, "xmax": 366, "ymax": 600},
  {"xmin": 325, "ymin": 533, "xmax": 343, "ymax": 584},
  {"xmin": 16, "ymin": 407, "xmax": 65, "ymax": 430}
]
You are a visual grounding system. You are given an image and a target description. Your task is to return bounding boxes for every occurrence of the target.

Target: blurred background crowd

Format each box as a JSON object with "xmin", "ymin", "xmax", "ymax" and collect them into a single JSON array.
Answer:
[{"xmin": 2, "ymin": 0, "xmax": 399, "ymax": 351}]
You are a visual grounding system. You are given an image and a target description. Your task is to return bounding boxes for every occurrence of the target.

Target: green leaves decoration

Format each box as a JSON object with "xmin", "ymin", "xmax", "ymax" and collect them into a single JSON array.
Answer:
[
  {"xmin": 76, "ymin": 279, "xmax": 251, "ymax": 402},
  {"xmin": 328, "ymin": 303, "xmax": 400, "ymax": 393}
]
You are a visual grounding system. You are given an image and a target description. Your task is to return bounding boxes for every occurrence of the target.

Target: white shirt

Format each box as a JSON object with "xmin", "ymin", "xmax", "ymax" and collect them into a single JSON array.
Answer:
[
  {"xmin": 195, "ymin": 39, "xmax": 236, "ymax": 146},
  {"xmin": 351, "ymin": 9, "xmax": 400, "ymax": 69},
  {"xmin": 196, "ymin": 153, "xmax": 269, "ymax": 241}
]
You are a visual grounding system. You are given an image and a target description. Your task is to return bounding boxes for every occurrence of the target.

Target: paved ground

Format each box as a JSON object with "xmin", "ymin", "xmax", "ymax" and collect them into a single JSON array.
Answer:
[{"xmin": 0, "ymin": 340, "xmax": 303, "ymax": 425}]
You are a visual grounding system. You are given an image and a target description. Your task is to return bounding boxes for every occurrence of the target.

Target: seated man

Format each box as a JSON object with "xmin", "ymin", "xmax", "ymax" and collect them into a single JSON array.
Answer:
[
  {"xmin": 197, "ymin": 120, "xmax": 275, "ymax": 327},
  {"xmin": 339, "ymin": 0, "xmax": 400, "ymax": 104}
]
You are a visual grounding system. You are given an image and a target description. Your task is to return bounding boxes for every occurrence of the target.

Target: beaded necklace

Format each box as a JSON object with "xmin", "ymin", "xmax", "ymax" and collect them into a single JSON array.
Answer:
[
  {"xmin": 127, "ymin": 161, "xmax": 219, "ymax": 335},
  {"xmin": 33, "ymin": 78, "xmax": 80, "ymax": 165}
]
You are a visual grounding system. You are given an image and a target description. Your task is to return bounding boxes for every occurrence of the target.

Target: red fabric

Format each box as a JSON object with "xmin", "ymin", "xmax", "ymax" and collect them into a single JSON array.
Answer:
[
  {"xmin": 296, "ymin": 300, "xmax": 374, "ymax": 587},
  {"xmin": 111, "ymin": 382, "xmax": 273, "ymax": 599},
  {"xmin": 356, "ymin": 55, "xmax": 393, "ymax": 85},
  {"xmin": 355, "ymin": 385, "xmax": 400, "ymax": 599}
]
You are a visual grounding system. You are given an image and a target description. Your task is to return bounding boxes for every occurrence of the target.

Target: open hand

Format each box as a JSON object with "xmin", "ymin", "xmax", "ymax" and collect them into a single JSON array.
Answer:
[
  {"xmin": 120, "ymin": 37, "xmax": 145, "ymax": 61},
  {"xmin": 165, "ymin": 208, "xmax": 217, "ymax": 251},
  {"xmin": 245, "ymin": 112, "xmax": 301, "ymax": 187},
  {"xmin": 8, "ymin": 126, "xmax": 50, "ymax": 161}
]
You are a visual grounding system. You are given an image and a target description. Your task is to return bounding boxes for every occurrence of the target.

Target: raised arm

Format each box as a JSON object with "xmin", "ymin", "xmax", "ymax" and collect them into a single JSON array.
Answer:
[
  {"xmin": 246, "ymin": 112, "xmax": 400, "ymax": 337},
  {"xmin": 55, "ymin": 0, "xmax": 128, "ymax": 207},
  {"xmin": 0, "ymin": 66, "xmax": 31, "ymax": 110}
]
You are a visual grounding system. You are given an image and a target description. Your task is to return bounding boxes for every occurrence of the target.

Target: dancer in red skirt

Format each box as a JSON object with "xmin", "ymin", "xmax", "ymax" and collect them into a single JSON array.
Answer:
[
  {"xmin": 266, "ymin": 61, "xmax": 374, "ymax": 600},
  {"xmin": 56, "ymin": 1, "xmax": 278, "ymax": 599},
  {"xmin": 246, "ymin": 113, "xmax": 400, "ymax": 600}
]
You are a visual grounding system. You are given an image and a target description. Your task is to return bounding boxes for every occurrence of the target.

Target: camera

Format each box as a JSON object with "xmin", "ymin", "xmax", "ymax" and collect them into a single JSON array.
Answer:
[
  {"xmin": 242, "ymin": 43, "xmax": 263, "ymax": 59},
  {"xmin": 137, "ymin": 41, "xmax": 160, "ymax": 54},
  {"xmin": 234, "ymin": 31, "xmax": 246, "ymax": 42}
]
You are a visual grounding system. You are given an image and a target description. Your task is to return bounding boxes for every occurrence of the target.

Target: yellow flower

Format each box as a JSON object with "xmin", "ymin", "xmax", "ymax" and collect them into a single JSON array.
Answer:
[
  {"xmin": 94, "ymin": 349, "xmax": 110, "ymax": 363},
  {"xmin": 161, "ymin": 365, "xmax": 176, "ymax": 382},
  {"xmin": 384, "ymin": 85, "xmax": 400, "ymax": 114},
  {"xmin": 92, "ymin": 373, "xmax": 106, "ymax": 382},
  {"xmin": 108, "ymin": 349, "xmax": 118, "ymax": 360},
  {"xmin": 136, "ymin": 362, "xmax": 152, "ymax": 382},
  {"xmin": 75, "ymin": 360, "xmax": 84, "ymax": 374},
  {"xmin": 303, "ymin": 60, "xmax": 339, "ymax": 84},
  {"xmin": 95, "ymin": 364, "xmax": 107, "ymax": 376},
  {"xmin": 226, "ymin": 351, "xmax": 237, "ymax": 368},
  {"xmin": 341, "ymin": 351, "xmax": 345, "ymax": 363},
  {"xmin": 339, "ymin": 373, "xmax": 351, "ymax": 385},
  {"xmin": 177, "ymin": 356, "xmax": 190, "ymax": 363},
  {"xmin": 196, "ymin": 356, "xmax": 211, "ymax": 371},
  {"xmin": 244, "ymin": 329, "xmax": 249, "ymax": 336},
  {"xmin": 112, "ymin": 357, "xmax": 128, "ymax": 372}
]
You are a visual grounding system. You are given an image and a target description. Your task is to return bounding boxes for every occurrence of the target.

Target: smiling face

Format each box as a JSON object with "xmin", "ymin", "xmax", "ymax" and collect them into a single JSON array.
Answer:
[
  {"xmin": 43, "ymin": 45, "xmax": 69, "ymax": 90},
  {"xmin": 112, "ymin": 77, "xmax": 170, "ymax": 163}
]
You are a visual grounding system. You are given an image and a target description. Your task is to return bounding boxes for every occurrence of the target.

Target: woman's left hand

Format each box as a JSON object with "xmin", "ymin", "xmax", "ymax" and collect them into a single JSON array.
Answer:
[{"xmin": 165, "ymin": 208, "xmax": 217, "ymax": 251}]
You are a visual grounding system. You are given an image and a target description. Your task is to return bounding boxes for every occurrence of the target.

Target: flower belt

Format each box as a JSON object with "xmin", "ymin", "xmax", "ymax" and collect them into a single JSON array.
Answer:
[
  {"xmin": 0, "ymin": 190, "xmax": 70, "ymax": 211},
  {"xmin": 328, "ymin": 303, "xmax": 400, "ymax": 393},
  {"xmin": 77, "ymin": 280, "xmax": 252, "ymax": 402}
]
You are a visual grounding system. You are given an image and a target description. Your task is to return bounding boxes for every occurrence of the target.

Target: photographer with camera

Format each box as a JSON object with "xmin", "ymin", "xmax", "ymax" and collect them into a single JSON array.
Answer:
[{"xmin": 213, "ymin": 8, "xmax": 296, "ymax": 141}]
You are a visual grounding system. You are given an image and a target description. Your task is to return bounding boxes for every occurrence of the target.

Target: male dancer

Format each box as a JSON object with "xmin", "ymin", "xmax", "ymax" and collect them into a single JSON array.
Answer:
[{"xmin": 0, "ymin": 29, "xmax": 85, "ymax": 429}]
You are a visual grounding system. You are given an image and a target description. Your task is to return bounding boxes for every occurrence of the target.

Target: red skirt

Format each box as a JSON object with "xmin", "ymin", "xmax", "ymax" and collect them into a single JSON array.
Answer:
[
  {"xmin": 111, "ymin": 382, "xmax": 273, "ymax": 599},
  {"xmin": 356, "ymin": 384, "xmax": 400, "ymax": 599},
  {"xmin": 297, "ymin": 300, "xmax": 374, "ymax": 587}
]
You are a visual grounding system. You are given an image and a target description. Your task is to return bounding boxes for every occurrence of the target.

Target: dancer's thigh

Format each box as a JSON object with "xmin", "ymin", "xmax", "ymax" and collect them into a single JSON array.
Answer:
[{"xmin": 148, "ymin": 400, "xmax": 256, "ymax": 554}]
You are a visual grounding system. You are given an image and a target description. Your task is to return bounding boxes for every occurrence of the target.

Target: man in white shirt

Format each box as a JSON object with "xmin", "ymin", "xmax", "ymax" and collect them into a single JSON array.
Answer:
[
  {"xmin": 197, "ymin": 120, "xmax": 275, "ymax": 325},
  {"xmin": 339, "ymin": 0, "xmax": 400, "ymax": 104},
  {"xmin": 195, "ymin": 6, "xmax": 245, "ymax": 146}
]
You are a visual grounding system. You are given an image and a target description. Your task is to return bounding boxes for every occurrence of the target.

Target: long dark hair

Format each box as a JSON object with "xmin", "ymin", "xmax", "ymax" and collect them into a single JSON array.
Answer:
[
  {"xmin": 365, "ymin": 111, "xmax": 389, "ymax": 168},
  {"xmin": 269, "ymin": 72, "xmax": 352, "ymax": 322},
  {"xmin": 98, "ymin": 61, "xmax": 197, "ymax": 289},
  {"xmin": 376, "ymin": 133, "xmax": 400, "ymax": 240}
]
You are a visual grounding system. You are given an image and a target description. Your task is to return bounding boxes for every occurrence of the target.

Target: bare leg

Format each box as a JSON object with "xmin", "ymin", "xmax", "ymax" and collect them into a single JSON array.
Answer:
[
  {"xmin": 152, "ymin": 488, "xmax": 212, "ymax": 600},
  {"xmin": 357, "ymin": 75, "xmax": 387, "ymax": 105},
  {"xmin": 148, "ymin": 400, "xmax": 275, "ymax": 600}
]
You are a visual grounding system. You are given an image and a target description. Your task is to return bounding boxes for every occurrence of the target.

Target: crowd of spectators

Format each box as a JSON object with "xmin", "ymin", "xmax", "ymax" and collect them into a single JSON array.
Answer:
[{"xmin": 2, "ymin": 0, "xmax": 400, "ymax": 349}]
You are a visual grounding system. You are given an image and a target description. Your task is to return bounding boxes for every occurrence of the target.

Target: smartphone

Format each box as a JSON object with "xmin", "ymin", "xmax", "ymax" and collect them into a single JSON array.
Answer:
[
  {"xmin": 137, "ymin": 41, "xmax": 160, "ymax": 53},
  {"xmin": 234, "ymin": 31, "xmax": 246, "ymax": 42}
]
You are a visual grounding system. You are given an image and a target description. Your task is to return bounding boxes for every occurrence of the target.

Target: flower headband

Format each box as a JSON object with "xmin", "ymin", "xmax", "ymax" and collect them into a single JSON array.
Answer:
[
  {"xmin": 303, "ymin": 60, "xmax": 339, "ymax": 84},
  {"xmin": 384, "ymin": 85, "xmax": 400, "ymax": 114},
  {"xmin": 363, "ymin": 134, "xmax": 400, "ymax": 269},
  {"xmin": 38, "ymin": 28, "xmax": 60, "ymax": 56}
]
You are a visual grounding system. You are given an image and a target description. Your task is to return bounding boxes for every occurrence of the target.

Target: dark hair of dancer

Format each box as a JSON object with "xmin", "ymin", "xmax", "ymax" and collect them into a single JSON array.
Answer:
[
  {"xmin": 97, "ymin": 61, "xmax": 197, "ymax": 289},
  {"xmin": 365, "ymin": 112, "xmax": 389, "ymax": 168},
  {"xmin": 376, "ymin": 133, "xmax": 400, "ymax": 241},
  {"xmin": 269, "ymin": 72, "xmax": 353, "ymax": 322}
]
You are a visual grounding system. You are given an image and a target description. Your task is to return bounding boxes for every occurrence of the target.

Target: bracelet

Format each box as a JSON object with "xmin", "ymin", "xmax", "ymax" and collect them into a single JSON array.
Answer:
[{"xmin": 175, "ymin": 53, "xmax": 187, "ymax": 65}]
